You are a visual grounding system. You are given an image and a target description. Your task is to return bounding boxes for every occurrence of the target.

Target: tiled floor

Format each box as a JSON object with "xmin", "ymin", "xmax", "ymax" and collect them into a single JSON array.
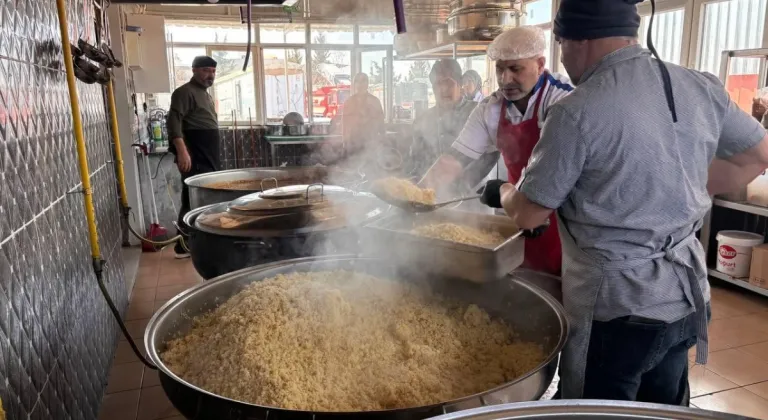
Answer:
[
  {"xmin": 98, "ymin": 248, "xmax": 202, "ymax": 420},
  {"xmin": 99, "ymin": 248, "xmax": 768, "ymax": 419}
]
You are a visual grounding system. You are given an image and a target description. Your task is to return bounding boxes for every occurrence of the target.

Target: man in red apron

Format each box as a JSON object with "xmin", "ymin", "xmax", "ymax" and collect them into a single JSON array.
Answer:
[{"xmin": 419, "ymin": 26, "xmax": 573, "ymax": 276}]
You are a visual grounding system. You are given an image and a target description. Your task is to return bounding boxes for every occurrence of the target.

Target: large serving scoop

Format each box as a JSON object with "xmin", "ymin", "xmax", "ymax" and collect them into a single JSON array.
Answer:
[{"xmin": 370, "ymin": 184, "xmax": 481, "ymax": 213}]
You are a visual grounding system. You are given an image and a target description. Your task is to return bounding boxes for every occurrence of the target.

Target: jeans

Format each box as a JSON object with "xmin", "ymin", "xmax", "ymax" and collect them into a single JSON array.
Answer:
[{"xmin": 580, "ymin": 305, "xmax": 711, "ymax": 405}]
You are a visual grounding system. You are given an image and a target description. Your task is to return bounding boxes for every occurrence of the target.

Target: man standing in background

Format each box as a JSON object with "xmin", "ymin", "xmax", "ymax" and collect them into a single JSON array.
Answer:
[
  {"xmin": 409, "ymin": 59, "xmax": 477, "ymax": 178},
  {"xmin": 167, "ymin": 55, "xmax": 220, "ymax": 259},
  {"xmin": 341, "ymin": 73, "xmax": 385, "ymax": 153}
]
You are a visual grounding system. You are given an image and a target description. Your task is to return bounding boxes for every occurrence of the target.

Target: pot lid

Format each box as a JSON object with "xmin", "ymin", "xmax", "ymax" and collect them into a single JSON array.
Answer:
[
  {"xmin": 194, "ymin": 188, "xmax": 390, "ymax": 237},
  {"xmin": 227, "ymin": 184, "xmax": 347, "ymax": 215}
]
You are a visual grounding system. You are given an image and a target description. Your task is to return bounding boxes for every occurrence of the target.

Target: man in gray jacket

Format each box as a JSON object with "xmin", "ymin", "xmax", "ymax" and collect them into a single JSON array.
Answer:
[{"xmin": 167, "ymin": 55, "xmax": 219, "ymax": 258}]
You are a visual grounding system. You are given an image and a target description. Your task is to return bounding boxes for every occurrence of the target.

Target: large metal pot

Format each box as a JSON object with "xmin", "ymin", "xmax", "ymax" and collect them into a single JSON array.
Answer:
[
  {"xmin": 284, "ymin": 124, "xmax": 309, "ymax": 136},
  {"xmin": 427, "ymin": 400, "xmax": 752, "ymax": 419},
  {"xmin": 447, "ymin": 5, "xmax": 522, "ymax": 40},
  {"xmin": 184, "ymin": 187, "xmax": 389, "ymax": 279},
  {"xmin": 310, "ymin": 124, "xmax": 332, "ymax": 135},
  {"xmin": 448, "ymin": 0, "xmax": 514, "ymax": 9},
  {"xmin": 145, "ymin": 255, "xmax": 569, "ymax": 420},
  {"xmin": 185, "ymin": 167, "xmax": 365, "ymax": 210}
]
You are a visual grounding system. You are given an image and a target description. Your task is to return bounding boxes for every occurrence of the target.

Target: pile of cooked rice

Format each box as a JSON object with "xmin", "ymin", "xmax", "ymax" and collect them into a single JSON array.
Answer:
[
  {"xmin": 161, "ymin": 270, "xmax": 543, "ymax": 412},
  {"xmin": 412, "ymin": 223, "xmax": 506, "ymax": 247},
  {"xmin": 372, "ymin": 177, "xmax": 436, "ymax": 205}
]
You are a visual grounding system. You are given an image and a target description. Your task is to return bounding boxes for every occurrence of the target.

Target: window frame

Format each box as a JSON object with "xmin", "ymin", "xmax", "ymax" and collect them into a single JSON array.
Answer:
[
  {"xmin": 204, "ymin": 45, "xmax": 260, "ymax": 125},
  {"xmin": 636, "ymin": 0, "xmax": 692, "ymax": 66},
  {"xmin": 162, "ymin": 0, "xmax": 768, "ymax": 124}
]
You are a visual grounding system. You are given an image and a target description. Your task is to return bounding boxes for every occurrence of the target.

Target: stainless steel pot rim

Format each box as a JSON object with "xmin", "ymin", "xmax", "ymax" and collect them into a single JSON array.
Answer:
[
  {"xmin": 448, "ymin": 5, "xmax": 523, "ymax": 16},
  {"xmin": 427, "ymin": 399, "xmax": 749, "ymax": 419},
  {"xmin": 187, "ymin": 195, "xmax": 388, "ymax": 237},
  {"xmin": 184, "ymin": 167, "xmax": 363, "ymax": 190},
  {"xmin": 145, "ymin": 255, "xmax": 569, "ymax": 416}
]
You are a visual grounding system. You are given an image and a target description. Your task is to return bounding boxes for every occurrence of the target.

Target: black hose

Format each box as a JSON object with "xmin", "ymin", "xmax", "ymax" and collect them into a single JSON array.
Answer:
[
  {"xmin": 94, "ymin": 262, "xmax": 157, "ymax": 370},
  {"xmin": 152, "ymin": 152, "xmax": 169, "ymax": 180}
]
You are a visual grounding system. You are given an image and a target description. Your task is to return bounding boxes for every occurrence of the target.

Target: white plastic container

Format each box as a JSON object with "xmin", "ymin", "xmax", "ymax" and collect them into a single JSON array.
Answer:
[{"xmin": 715, "ymin": 231, "xmax": 764, "ymax": 278}]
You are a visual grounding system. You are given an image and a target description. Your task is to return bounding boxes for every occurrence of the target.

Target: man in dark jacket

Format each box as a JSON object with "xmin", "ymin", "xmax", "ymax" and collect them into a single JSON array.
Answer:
[{"xmin": 167, "ymin": 55, "xmax": 220, "ymax": 258}]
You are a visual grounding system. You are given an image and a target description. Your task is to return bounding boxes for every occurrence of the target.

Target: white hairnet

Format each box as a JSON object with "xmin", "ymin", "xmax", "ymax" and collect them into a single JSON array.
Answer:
[{"xmin": 487, "ymin": 26, "xmax": 547, "ymax": 61}]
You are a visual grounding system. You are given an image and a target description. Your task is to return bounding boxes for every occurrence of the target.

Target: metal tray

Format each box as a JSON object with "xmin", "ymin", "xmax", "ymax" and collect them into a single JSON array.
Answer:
[{"xmin": 361, "ymin": 209, "xmax": 525, "ymax": 283}]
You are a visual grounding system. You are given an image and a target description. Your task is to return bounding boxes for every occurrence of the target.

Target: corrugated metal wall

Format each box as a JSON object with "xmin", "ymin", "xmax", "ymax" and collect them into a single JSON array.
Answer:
[{"xmin": 699, "ymin": 0, "xmax": 766, "ymax": 75}]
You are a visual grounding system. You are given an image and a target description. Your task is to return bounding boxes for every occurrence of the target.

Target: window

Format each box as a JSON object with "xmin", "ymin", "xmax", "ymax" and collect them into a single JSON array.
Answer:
[
  {"xmin": 639, "ymin": 9, "xmax": 685, "ymax": 65},
  {"xmin": 360, "ymin": 50, "xmax": 389, "ymax": 114},
  {"xmin": 543, "ymin": 28, "xmax": 553, "ymax": 69},
  {"xmin": 524, "ymin": 0, "xmax": 553, "ymax": 25},
  {"xmin": 166, "ymin": 22, "xmax": 249, "ymax": 44},
  {"xmin": 259, "ymin": 23, "xmax": 306, "ymax": 44},
  {"xmin": 359, "ymin": 25, "xmax": 396, "ymax": 45},
  {"xmin": 263, "ymin": 48, "xmax": 308, "ymax": 123},
  {"xmin": 698, "ymin": 0, "xmax": 766, "ymax": 75},
  {"xmin": 211, "ymin": 49, "xmax": 257, "ymax": 123},
  {"xmin": 698, "ymin": 0, "xmax": 766, "ymax": 112},
  {"xmin": 170, "ymin": 47, "xmax": 205, "ymax": 89},
  {"xmin": 152, "ymin": 46, "xmax": 206, "ymax": 112},
  {"xmin": 311, "ymin": 24, "xmax": 354, "ymax": 45},
  {"xmin": 311, "ymin": 50, "xmax": 352, "ymax": 122},
  {"xmin": 393, "ymin": 60, "xmax": 435, "ymax": 121}
]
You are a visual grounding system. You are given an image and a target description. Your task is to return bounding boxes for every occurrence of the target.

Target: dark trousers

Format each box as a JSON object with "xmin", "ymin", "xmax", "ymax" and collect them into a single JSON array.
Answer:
[
  {"xmin": 579, "ymin": 305, "xmax": 710, "ymax": 405},
  {"xmin": 174, "ymin": 162, "xmax": 215, "ymax": 253}
]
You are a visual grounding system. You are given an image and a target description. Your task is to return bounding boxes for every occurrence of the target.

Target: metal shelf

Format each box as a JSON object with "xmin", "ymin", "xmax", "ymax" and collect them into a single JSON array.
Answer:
[
  {"xmin": 395, "ymin": 41, "xmax": 491, "ymax": 60},
  {"xmin": 712, "ymin": 198, "xmax": 768, "ymax": 217},
  {"xmin": 708, "ymin": 268, "xmax": 768, "ymax": 298}
]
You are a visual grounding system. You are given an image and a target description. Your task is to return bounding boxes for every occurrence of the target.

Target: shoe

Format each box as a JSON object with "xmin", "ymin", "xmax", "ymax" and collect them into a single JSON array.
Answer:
[{"xmin": 174, "ymin": 251, "xmax": 190, "ymax": 259}]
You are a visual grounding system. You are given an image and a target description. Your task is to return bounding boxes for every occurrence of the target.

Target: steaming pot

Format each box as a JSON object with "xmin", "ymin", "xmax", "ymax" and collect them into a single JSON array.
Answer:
[
  {"xmin": 427, "ymin": 400, "xmax": 750, "ymax": 420},
  {"xmin": 145, "ymin": 255, "xmax": 568, "ymax": 420},
  {"xmin": 185, "ymin": 167, "xmax": 364, "ymax": 210},
  {"xmin": 183, "ymin": 185, "xmax": 389, "ymax": 279}
]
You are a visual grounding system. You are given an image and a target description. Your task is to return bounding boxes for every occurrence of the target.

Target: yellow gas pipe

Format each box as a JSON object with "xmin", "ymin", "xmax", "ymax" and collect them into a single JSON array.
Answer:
[
  {"xmin": 56, "ymin": 0, "xmax": 101, "ymax": 262},
  {"xmin": 56, "ymin": 0, "xmax": 156, "ymax": 369},
  {"xmin": 107, "ymin": 81, "xmax": 130, "ymax": 210}
]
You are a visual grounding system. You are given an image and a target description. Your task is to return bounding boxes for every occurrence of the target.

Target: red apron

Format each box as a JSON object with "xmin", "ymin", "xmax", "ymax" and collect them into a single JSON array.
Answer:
[{"xmin": 496, "ymin": 78, "xmax": 562, "ymax": 276}]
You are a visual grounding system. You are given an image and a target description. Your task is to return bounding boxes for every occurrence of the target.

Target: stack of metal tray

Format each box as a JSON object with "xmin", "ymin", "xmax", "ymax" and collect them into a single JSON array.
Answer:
[{"xmin": 360, "ymin": 209, "xmax": 525, "ymax": 283}]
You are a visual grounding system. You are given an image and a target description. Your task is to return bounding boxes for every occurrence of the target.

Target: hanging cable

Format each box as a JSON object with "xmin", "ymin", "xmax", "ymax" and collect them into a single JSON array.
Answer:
[
  {"xmin": 646, "ymin": 0, "xmax": 678, "ymax": 123},
  {"xmin": 243, "ymin": 0, "xmax": 252, "ymax": 71}
]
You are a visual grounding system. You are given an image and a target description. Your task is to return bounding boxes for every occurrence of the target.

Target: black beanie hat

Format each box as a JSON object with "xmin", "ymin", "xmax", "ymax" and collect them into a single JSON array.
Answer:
[
  {"xmin": 192, "ymin": 55, "xmax": 217, "ymax": 69},
  {"xmin": 554, "ymin": 0, "xmax": 644, "ymax": 41}
]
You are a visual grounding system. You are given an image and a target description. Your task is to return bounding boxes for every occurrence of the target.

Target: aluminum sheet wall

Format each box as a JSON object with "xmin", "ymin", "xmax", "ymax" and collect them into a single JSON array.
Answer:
[{"xmin": 0, "ymin": 0, "xmax": 127, "ymax": 418}]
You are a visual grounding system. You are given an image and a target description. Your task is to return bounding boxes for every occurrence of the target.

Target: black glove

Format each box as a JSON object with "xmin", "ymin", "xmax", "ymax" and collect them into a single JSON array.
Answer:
[
  {"xmin": 522, "ymin": 217, "xmax": 551, "ymax": 238},
  {"xmin": 478, "ymin": 179, "xmax": 506, "ymax": 208}
]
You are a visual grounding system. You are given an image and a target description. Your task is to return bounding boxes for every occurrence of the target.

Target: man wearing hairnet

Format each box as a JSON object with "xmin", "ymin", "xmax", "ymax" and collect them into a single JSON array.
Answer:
[
  {"xmin": 490, "ymin": 0, "xmax": 768, "ymax": 405},
  {"xmin": 409, "ymin": 59, "xmax": 478, "ymax": 178},
  {"xmin": 420, "ymin": 26, "xmax": 573, "ymax": 276}
]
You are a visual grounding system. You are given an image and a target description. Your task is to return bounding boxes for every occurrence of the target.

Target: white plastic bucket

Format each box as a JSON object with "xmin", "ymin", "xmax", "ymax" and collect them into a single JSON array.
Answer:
[{"xmin": 716, "ymin": 231, "xmax": 764, "ymax": 278}]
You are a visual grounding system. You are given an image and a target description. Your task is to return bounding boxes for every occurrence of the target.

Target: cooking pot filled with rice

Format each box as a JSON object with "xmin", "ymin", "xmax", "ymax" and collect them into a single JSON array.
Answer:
[{"xmin": 145, "ymin": 255, "xmax": 568, "ymax": 420}]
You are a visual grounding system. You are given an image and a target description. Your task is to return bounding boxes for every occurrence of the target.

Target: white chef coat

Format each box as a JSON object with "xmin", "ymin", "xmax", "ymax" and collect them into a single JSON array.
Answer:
[{"xmin": 451, "ymin": 72, "xmax": 574, "ymax": 161}]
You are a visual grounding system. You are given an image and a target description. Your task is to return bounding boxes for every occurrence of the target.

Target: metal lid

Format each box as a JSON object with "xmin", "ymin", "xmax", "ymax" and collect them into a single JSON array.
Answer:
[
  {"xmin": 194, "ymin": 188, "xmax": 389, "ymax": 237},
  {"xmin": 227, "ymin": 184, "xmax": 345, "ymax": 215}
]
